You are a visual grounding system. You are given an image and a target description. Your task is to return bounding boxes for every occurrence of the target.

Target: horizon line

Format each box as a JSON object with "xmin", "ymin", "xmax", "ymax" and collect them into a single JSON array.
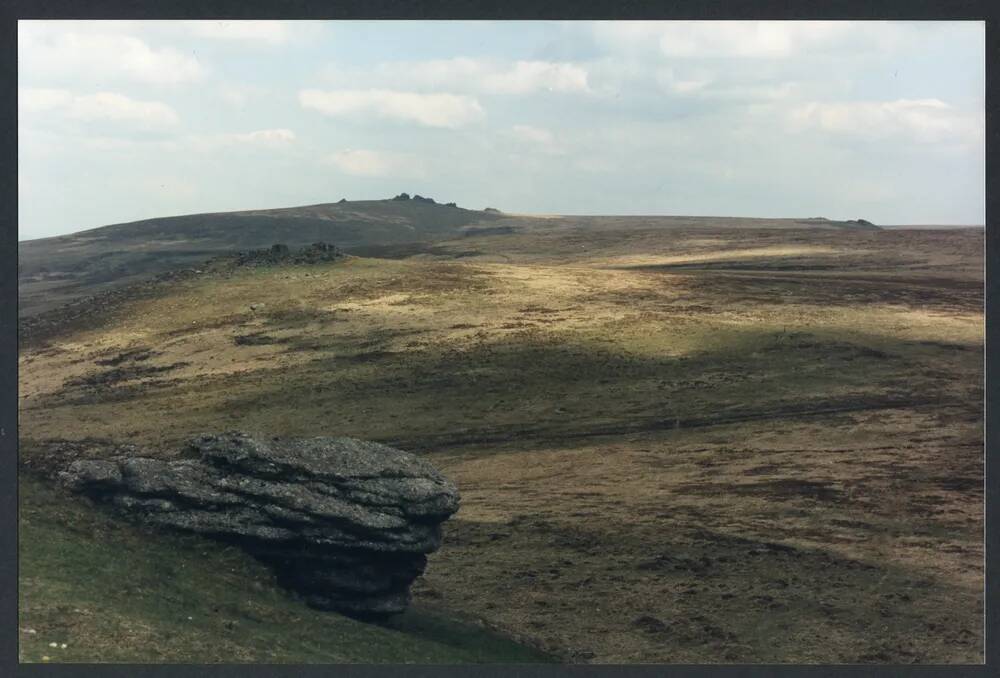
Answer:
[{"xmin": 16, "ymin": 197, "xmax": 985, "ymax": 242}]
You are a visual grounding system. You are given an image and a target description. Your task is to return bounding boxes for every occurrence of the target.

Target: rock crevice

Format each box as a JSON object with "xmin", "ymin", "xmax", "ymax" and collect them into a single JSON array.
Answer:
[{"xmin": 59, "ymin": 431, "xmax": 460, "ymax": 617}]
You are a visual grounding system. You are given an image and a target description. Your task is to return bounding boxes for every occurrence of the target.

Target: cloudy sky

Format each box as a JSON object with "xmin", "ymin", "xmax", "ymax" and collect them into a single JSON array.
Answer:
[{"xmin": 18, "ymin": 20, "xmax": 985, "ymax": 240}]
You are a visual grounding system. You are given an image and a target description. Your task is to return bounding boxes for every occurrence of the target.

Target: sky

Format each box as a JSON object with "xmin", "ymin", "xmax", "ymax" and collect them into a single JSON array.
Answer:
[{"xmin": 17, "ymin": 20, "xmax": 985, "ymax": 240}]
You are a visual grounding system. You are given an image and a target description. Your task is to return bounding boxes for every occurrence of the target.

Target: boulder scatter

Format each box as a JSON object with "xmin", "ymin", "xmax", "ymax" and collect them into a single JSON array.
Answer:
[
  {"xmin": 222, "ymin": 242, "xmax": 345, "ymax": 268},
  {"xmin": 18, "ymin": 242, "xmax": 347, "ymax": 345},
  {"xmin": 389, "ymin": 193, "xmax": 444, "ymax": 205},
  {"xmin": 59, "ymin": 431, "xmax": 460, "ymax": 617}
]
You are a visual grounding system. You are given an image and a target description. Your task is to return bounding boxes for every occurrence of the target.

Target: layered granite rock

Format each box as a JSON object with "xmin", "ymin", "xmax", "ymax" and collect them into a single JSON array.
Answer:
[{"xmin": 59, "ymin": 431, "xmax": 460, "ymax": 617}]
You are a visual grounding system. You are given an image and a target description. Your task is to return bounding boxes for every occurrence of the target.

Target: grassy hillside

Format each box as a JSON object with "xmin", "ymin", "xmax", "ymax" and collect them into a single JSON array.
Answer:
[
  {"xmin": 17, "ymin": 198, "xmax": 503, "ymax": 316},
  {"xmin": 17, "ymin": 203, "xmax": 880, "ymax": 318},
  {"xmin": 19, "ymin": 222, "xmax": 983, "ymax": 663}
]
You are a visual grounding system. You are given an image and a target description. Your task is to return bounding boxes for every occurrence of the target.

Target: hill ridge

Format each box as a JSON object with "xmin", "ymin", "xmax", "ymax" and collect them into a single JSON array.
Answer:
[{"xmin": 17, "ymin": 198, "xmax": 880, "ymax": 318}]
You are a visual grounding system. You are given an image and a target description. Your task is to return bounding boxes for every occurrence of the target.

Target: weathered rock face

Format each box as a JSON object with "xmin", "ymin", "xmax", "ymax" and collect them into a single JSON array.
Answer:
[{"xmin": 58, "ymin": 432, "xmax": 460, "ymax": 617}]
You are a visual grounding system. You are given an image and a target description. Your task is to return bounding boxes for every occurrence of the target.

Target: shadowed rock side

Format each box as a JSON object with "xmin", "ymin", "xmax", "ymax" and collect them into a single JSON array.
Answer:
[{"xmin": 58, "ymin": 432, "xmax": 460, "ymax": 617}]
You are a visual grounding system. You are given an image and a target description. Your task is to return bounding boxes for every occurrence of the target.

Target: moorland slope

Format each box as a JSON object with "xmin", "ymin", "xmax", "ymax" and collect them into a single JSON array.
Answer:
[
  {"xmin": 17, "ymin": 198, "xmax": 501, "ymax": 316},
  {"xmin": 17, "ymin": 200, "xmax": 879, "ymax": 317},
  {"xmin": 18, "ymin": 214, "xmax": 983, "ymax": 663}
]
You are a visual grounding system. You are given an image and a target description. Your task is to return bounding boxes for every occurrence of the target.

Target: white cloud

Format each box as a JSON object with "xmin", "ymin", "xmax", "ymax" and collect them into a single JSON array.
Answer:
[
  {"xmin": 593, "ymin": 21, "xmax": 903, "ymax": 59},
  {"xmin": 324, "ymin": 149, "xmax": 425, "ymax": 178},
  {"xmin": 480, "ymin": 61, "xmax": 591, "ymax": 94},
  {"xmin": 233, "ymin": 128, "xmax": 295, "ymax": 144},
  {"xmin": 508, "ymin": 125, "xmax": 565, "ymax": 155},
  {"xmin": 670, "ymin": 79, "xmax": 711, "ymax": 94},
  {"xmin": 19, "ymin": 28, "xmax": 205, "ymax": 85},
  {"xmin": 18, "ymin": 88, "xmax": 72, "ymax": 114},
  {"xmin": 656, "ymin": 69, "xmax": 712, "ymax": 95},
  {"xmin": 354, "ymin": 58, "xmax": 591, "ymax": 95},
  {"xmin": 187, "ymin": 129, "xmax": 296, "ymax": 152},
  {"xmin": 219, "ymin": 84, "xmax": 268, "ymax": 107},
  {"xmin": 510, "ymin": 125, "xmax": 554, "ymax": 145},
  {"xmin": 69, "ymin": 92, "xmax": 179, "ymax": 127},
  {"xmin": 19, "ymin": 88, "xmax": 179, "ymax": 128},
  {"xmin": 656, "ymin": 69, "xmax": 802, "ymax": 102},
  {"xmin": 789, "ymin": 99, "xmax": 984, "ymax": 144},
  {"xmin": 299, "ymin": 89, "xmax": 484, "ymax": 128},
  {"xmin": 76, "ymin": 129, "xmax": 295, "ymax": 154},
  {"xmin": 381, "ymin": 57, "xmax": 481, "ymax": 88},
  {"xmin": 185, "ymin": 21, "xmax": 291, "ymax": 45},
  {"xmin": 79, "ymin": 136, "xmax": 180, "ymax": 153},
  {"xmin": 659, "ymin": 22, "xmax": 851, "ymax": 58}
]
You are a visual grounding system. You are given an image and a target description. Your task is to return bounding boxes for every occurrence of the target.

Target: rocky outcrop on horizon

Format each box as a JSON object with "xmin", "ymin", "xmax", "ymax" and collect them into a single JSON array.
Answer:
[{"xmin": 221, "ymin": 241, "xmax": 346, "ymax": 267}]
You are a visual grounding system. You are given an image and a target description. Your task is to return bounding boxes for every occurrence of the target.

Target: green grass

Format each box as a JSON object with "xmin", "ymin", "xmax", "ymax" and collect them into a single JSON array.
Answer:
[{"xmin": 18, "ymin": 473, "xmax": 554, "ymax": 664}]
